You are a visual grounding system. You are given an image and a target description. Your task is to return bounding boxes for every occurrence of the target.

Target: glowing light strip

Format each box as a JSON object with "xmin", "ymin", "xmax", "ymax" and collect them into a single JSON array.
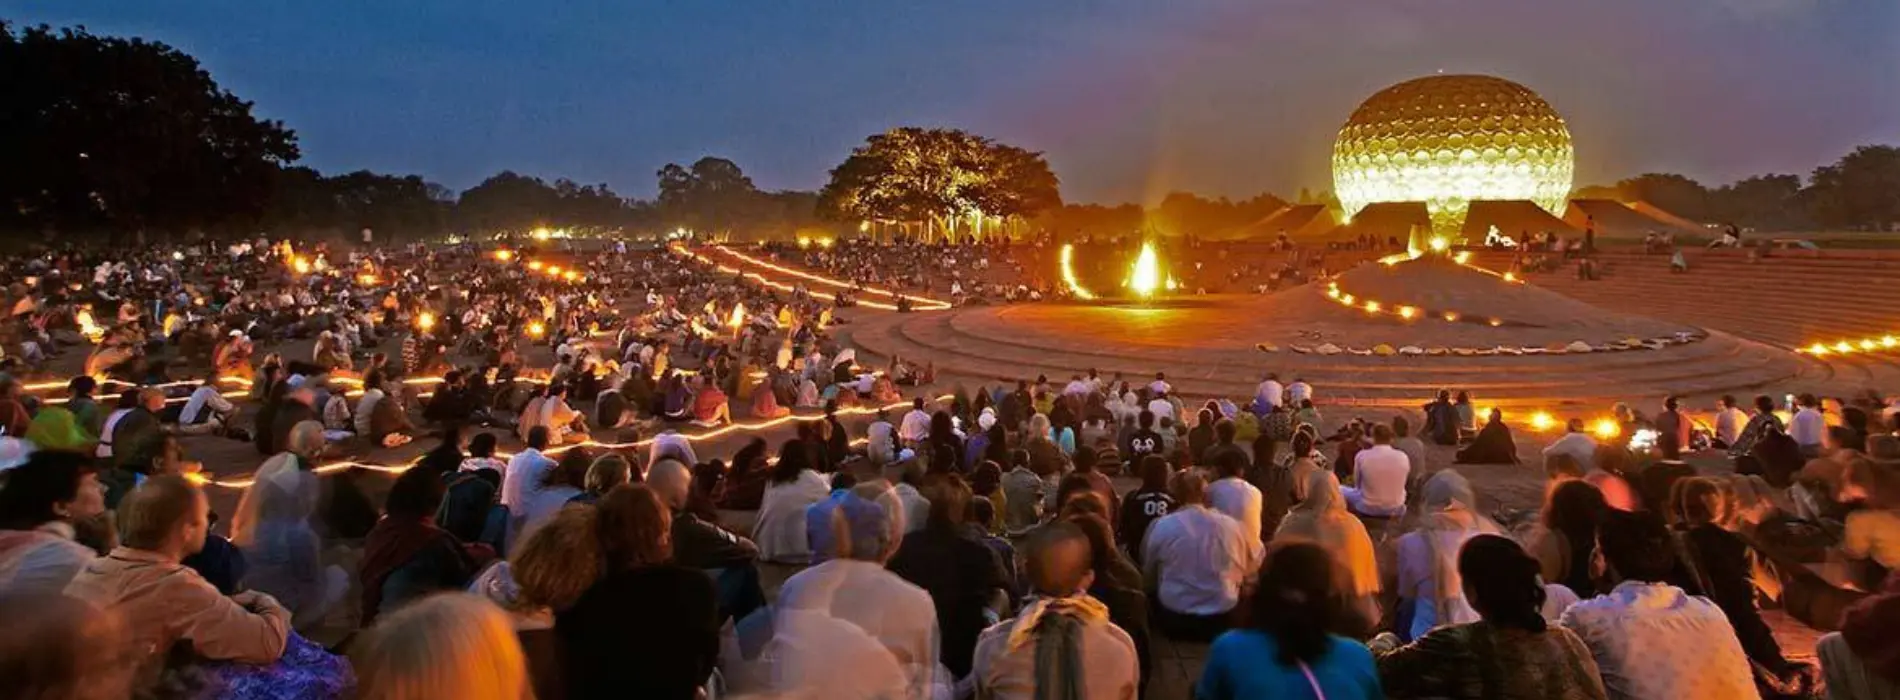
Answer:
[
  {"xmin": 1058, "ymin": 244, "xmax": 1096, "ymax": 300},
  {"xmin": 702, "ymin": 245, "xmax": 953, "ymax": 311},
  {"xmin": 673, "ymin": 248, "xmax": 907, "ymax": 311},
  {"xmin": 1799, "ymin": 334, "xmax": 1900, "ymax": 357},
  {"xmin": 198, "ymin": 395, "xmax": 952, "ymax": 489},
  {"xmin": 1323, "ymin": 281, "xmax": 1502, "ymax": 327}
]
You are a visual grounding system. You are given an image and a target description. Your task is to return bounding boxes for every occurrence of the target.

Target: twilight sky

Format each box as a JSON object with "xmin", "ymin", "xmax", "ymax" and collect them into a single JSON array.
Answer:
[{"xmin": 10, "ymin": 0, "xmax": 1897, "ymax": 204}]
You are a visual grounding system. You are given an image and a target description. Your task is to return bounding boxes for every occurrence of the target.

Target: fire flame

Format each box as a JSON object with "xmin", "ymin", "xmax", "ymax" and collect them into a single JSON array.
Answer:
[
  {"xmin": 75, "ymin": 306, "xmax": 105, "ymax": 342},
  {"xmin": 1128, "ymin": 242, "xmax": 1162, "ymax": 298}
]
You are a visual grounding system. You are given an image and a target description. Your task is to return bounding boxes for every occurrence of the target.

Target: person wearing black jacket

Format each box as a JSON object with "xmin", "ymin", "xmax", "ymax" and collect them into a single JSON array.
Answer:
[{"xmin": 1118, "ymin": 455, "xmax": 1178, "ymax": 564}]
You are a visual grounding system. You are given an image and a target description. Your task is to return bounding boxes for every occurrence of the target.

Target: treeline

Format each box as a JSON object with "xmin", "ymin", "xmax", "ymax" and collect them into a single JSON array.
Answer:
[{"xmin": 1577, "ymin": 145, "xmax": 1900, "ymax": 232}]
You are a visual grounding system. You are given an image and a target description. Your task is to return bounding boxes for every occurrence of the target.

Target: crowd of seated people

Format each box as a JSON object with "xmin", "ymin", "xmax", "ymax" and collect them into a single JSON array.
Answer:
[{"xmin": 16, "ymin": 236, "xmax": 1900, "ymax": 698}]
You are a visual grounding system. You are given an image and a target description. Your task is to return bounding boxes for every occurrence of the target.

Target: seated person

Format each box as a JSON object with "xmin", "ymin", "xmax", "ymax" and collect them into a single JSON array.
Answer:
[
  {"xmin": 692, "ymin": 376, "xmax": 732, "ymax": 426},
  {"xmin": 65, "ymin": 475, "xmax": 294, "ymax": 688},
  {"xmin": 171, "ymin": 378, "xmax": 235, "ymax": 439},
  {"xmin": 1561, "ymin": 510, "xmax": 1757, "ymax": 699},
  {"xmin": 1455, "ymin": 409, "xmax": 1521, "ymax": 465},
  {"xmin": 535, "ymin": 384, "xmax": 588, "ymax": 445},
  {"xmin": 972, "ymin": 521, "xmax": 1140, "ymax": 700},
  {"xmin": 359, "ymin": 467, "xmax": 483, "ymax": 625},
  {"xmin": 353, "ymin": 370, "xmax": 415, "ymax": 444},
  {"xmin": 1142, "ymin": 470, "xmax": 1265, "ymax": 642},
  {"xmin": 649, "ymin": 459, "xmax": 765, "ymax": 625},
  {"xmin": 596, "ymin": 378, "xmax": 639, "ymax": 429}
]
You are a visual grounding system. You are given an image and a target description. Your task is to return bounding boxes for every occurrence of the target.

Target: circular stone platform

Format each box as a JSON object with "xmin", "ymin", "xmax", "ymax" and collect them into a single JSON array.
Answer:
[{"xmin": 839, "ymin": 258, "xmax": 1823, "ymax": 408}]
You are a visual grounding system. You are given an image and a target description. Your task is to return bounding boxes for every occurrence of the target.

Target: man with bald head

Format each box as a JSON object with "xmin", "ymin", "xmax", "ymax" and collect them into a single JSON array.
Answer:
[
  {"xmin": 648, "ymin": 458, "xmax": 763, "ymax": 623},
  {"xmin": 972, "ymin": 522, "xmax": 1140, "ymax": 700}
]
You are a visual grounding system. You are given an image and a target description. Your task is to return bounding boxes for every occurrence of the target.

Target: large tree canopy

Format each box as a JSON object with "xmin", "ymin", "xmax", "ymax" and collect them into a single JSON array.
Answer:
[
  {"xmin": 1806, "ymin": 145, "xmax": 1900, "ymax": 231},
  {"xmin": 819, "ymin": 127, "xmax": 1060, "ymax": 241},
  {"xmin": 0, "ymin": 22, "xmax": 300, "ymax": 238}
]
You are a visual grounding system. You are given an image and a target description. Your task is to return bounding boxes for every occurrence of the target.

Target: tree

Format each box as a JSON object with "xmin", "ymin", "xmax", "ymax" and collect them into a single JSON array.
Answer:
[
  {"xmin": 1805, "ymin": 145, "xmax": 1900, "ymax": 231},
  {"xmin": 655, "ymin": 157, "xmax": 760, "ymax": 237},
  {"xmin": 1709, "ymin": 174, "xmax": 1806, "ymax": 231},
  {"xmin": 819, "ymin": 127, "xmax": 1062, "ymax": 241},
  {"xmin": 0, "ymin": 22, "xmax": 299, "ymax": 239},
  {"xmin": 456, "ymin": 171, "xmax": 563, "ymax": 232}
]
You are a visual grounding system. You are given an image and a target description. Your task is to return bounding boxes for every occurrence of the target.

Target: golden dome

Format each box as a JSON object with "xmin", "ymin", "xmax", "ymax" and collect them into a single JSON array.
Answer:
[{"xmin": 1332, "ymin": 75, "xmax": 1575, "ymax": 235}]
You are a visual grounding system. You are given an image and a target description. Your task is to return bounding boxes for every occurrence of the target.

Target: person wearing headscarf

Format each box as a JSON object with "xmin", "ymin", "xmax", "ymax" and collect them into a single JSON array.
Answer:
[
  {"xmin": 1274, "ymin": 469, "xmax": 1382, "ymax": 628},
  {"xmin": 1395, "ymin": 470, "xmax": 1502, "ymax": 640},
  {"xmin": 24, "ymin": 406, "xmax": 92, "ymax": 453},
  {"xmin": 1455, "ymin": 409, "xmax": 1520, "ymax": 465}
]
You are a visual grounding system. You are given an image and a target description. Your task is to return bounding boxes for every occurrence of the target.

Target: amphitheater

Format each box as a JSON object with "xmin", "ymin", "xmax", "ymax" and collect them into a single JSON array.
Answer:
[{"xmin": 697, "ymin": 243, "xmax": 1900, "ymax": 412}]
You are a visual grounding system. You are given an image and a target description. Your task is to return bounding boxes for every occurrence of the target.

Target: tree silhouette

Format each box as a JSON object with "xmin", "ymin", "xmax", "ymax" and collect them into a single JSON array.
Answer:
[{"xmin": 0, "ymin": 22, "xmax": 299, "ymax": 239}]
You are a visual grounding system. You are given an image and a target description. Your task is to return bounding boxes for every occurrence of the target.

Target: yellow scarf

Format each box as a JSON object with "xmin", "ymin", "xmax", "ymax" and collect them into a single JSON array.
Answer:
[{"xmin": 1004, "ymin": 594, "xmax": 1111, "ymax": 651}]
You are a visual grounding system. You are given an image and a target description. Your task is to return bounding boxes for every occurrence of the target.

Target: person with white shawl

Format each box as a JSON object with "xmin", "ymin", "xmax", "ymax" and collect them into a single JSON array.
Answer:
[
  {"xmin": 648, "ymin": 430, "xmax": 698, "ymax": 474},
  {"xmin": 537, "ymin": 384, "xmax": 586, "ymax": 445},
  {"xmin": 1395, "ymin": 469, "xmax": 1502, "ymax": 640},
  {"xmin": 753, "ymin": 441, "xmax": 831, "ymax": 564},
  {"xmin": 1273, "ymin": 469, "xmax": 1382, "ymax": 628},
  {"xmin": 229, "ymin": 420, "xmax": 348, "ymax": 630}
]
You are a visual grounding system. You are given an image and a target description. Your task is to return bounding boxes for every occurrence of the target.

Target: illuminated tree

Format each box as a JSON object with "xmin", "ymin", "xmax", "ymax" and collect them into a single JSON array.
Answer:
[{"xmin": 820, "ymin": 127, "xmax": 1061, "ymax": 241}]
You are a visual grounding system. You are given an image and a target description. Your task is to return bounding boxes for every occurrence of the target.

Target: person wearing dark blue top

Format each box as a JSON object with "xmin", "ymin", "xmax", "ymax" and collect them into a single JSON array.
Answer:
[{"xmin": 1195, "ymin": 541, "xmax": 1383, "ymax": 700}]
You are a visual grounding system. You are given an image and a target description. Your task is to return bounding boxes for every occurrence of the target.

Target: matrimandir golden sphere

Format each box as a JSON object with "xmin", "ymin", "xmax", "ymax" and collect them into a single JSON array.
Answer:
[{"xmin": 1332, "ymin": 74, "xmax": 1575, "ymax": 235}]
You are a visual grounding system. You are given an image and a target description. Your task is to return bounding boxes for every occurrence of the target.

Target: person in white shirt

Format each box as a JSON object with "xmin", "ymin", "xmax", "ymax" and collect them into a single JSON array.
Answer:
[
  {"xmin": 772, "ymin": 485, "xmax": 943, "ymax": 699},
  {"xmin": 1205, "ymin": 452, "xmax": 1263, "ymax": 545},
  {"xmin": 1254, "ymin": 373, "xmax": 1284, "ymax": 412},
  {"xmin": 500, "ymin": 426, "xmax": 557, "ymax": 513},
  {"xmin": 1143, "ymin": 471, "xmax": 1265, "ymax": 641},
  {"xmin": 897, "ymin": 398, "xmax": 932, "ymax": 447},
  {"xmin": 1146, "ymin": 394, "xmax": 1176, "ymax": 424},
  {"xmin": 866, "ymin": 414, "xmax": 897, "ymax": 465},
  {"xmin": 1713, "ymin": 395, "xmax": 1750, "ymax": 448},
  {"xmin": 1287, "ymin": 378, "xmax": 1313, "ymax": 405},
  {"xmin": 1542, "ymin": 419, "xmax": 1599, "ymax": 469},
  {"xmin": 176, "ymin": 378, "xmax": 236, "ymax": 435},
  {"xmin": 1147, "ymin": 372, "xmax": 1171, "ymax": 397},
  {"xmin": 1061, "ymin": 374, "xmax": 1092, "ymax": 398},
  {"xmin": 1561, "ymin": 510, "xmax": 1759, "ymax": 700},
  {"xmin": 1790, "ymin": 394, "xmax": 1827, "ymax": 457},
  {"xmin": 1343, "ymin": 424, "xmax": 1410, "ymax": 517}
]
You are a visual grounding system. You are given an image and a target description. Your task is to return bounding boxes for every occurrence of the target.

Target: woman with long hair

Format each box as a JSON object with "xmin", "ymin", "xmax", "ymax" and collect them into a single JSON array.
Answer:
[
  {"xmin": 1196, "ymin": 542, "xmax": 1383, "ymax": 699},
  {"xmin": 754, "ymin": 439, "xmax": 831, "ymax": 563},
  {"xmin": 559, "ymin": 485, "xmax": 719, "ymax": 699},
  {"xmin": 1274, "ymin": 469, "xmax": 1381, "ymax": 629},
  {"xmin": 1371, "ymin": 535, "xmax": 1609, "ymax": 700},
  {"xmin": 1529, "ymin": 480, "xmax": 1607, "ymax": 599},
  {"xmin": 353, "ymin": 593, "xmax": 533, "ymax": 700}
]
